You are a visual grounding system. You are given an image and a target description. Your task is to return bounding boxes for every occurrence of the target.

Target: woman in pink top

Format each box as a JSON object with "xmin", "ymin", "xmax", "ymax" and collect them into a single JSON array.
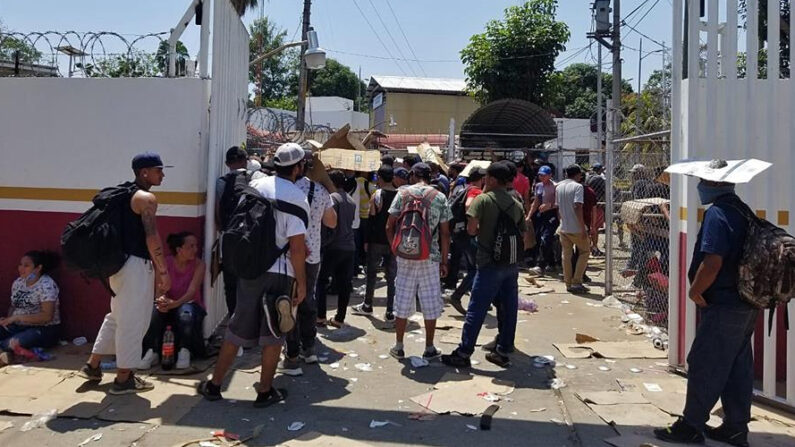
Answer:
[{"xmin": 140, "ymin": 232, "xmax": 206, "ymax": 370}]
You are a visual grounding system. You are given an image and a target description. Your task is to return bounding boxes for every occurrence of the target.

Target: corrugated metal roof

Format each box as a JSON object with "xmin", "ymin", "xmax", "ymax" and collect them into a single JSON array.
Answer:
[{"xmin": 370, "ymin": 76, "xmax": 467, "ymax": 94}]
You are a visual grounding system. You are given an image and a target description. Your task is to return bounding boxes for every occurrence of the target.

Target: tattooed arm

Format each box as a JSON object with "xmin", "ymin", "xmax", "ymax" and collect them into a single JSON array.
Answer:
[{"xmin": 132, "ymin": 190, "xmax": 171, "ymax": 293}]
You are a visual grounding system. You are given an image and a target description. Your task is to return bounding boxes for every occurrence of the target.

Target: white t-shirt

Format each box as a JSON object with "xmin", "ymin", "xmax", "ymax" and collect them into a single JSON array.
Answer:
[
  {"xmin": 295, "ymin": 177, "xmax": 334, "ymax": 265},
  {"xmin": 249, "ymin": 175, "xmax": 310, "ymax": 277},
  {"xmin": 555, "ymin": 179, "xmax": 585, "ymax": 234},
  {"xmin": 10, "ymin": 275, "xmax": 61, "ymax": 326}
]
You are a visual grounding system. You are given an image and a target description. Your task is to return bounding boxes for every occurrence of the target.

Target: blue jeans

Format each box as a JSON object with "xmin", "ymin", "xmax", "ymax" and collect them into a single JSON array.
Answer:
[
  {"xmin": 0, "ymin": 323, "xmax": 60, "ymax": 351},
  {"xmin": 285, "ymin": 262, "xmax": 321, "ymax": 358},
  {"xmin": 143, "ymin": 302, "xmax": 206, "ymax": 356},
  {"xmin": 458, "ymin": 265, "xmax": 519, "ymax": 356},
  {"xmin": 451, "ymin": 237, "xmax": 477, "ymax": 301},
  {"xmin": 364, "ymin": 243, "xmax": 396, "ymax": 313},
  {"xmin": 531, "ymin": 211, "xmax": 559, "ymax": 269},
  {"xmin": 683, "ymin": 304, "xmax": 758, "ymax": 432},
  {"xmin": 316, "ymin": 249, "xmax": 355, "ymax": 322}
]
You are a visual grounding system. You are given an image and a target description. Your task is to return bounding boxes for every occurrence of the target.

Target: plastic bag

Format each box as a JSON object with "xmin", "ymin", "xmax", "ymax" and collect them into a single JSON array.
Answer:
[{"xmin": 20, "ymin": 409, "xmax": 57, "ymax": 431}]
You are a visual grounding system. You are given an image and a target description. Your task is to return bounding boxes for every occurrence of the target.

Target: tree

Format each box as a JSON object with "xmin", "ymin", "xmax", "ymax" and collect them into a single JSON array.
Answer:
[
  {"xmin": 543, "ymin": 63, "xmax": 633, "ymax": 118},
  {"xmin": 285, "ymin": 58, "xmax": 366, "ymax": 108},
  {"xmin": 230, "ymin": 0, "xmax": 258, "ymax": 16},
  {"xmin": 460, "ymin": 0, "xmax": 570, "ymax": 105},
  {"xmin": 77, "ymin": 52, "xmax": 159, "ymax": 78},
  {"xmin": 249, "ymin": 17, "xmax": 295, "ymax": 106},
  {"xmin": 155, "ymin": 40, "xmax": 189, "ymax": 76},
  {"xmin": 0, "ymin": 21, "xmax": 41, "ymax": 64}
]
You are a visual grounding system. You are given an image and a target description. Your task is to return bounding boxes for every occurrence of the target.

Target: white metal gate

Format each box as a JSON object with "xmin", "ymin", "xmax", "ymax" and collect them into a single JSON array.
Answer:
[
  {"xmin": 202, "ymin": 0, "xmax": 250, "ymax": 334},
  {"xmin": 669, "ymin": 0, "xmax": 795, "ymax": 407}
]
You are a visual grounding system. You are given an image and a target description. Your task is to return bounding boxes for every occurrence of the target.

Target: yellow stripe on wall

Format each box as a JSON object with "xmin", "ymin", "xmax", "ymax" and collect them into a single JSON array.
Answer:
[{"xmin": 0, "ymin": 187, "xmax": 205, "ymax": 206}]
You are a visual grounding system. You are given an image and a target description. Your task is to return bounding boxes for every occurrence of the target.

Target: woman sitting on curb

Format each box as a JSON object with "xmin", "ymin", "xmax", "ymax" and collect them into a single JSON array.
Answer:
[
  {"xmin": 140, "ymin": 232, "xmax": 206, "ymax": 370},
  {"xmin": 0, "ymin": 251, "xmax": 61, "ymax": 366}
]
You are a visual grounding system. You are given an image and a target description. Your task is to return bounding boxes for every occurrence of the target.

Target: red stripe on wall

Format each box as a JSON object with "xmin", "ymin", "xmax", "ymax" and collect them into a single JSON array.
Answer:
[{"xmin": 0, "ymin": 210, "xmax": 204, "ymax": 340}]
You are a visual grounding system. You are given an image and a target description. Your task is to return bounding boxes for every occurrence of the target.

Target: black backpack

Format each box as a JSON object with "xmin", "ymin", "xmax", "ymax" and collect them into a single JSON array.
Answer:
[
  {"xmin": 489, "ymin": 195, "xmax": 524, "ymax": 265},
  {"xmin": 218, "ymin": 170, "xmax": 254, "ymax": 230},
  {"xmin": 221, "ymin": 176, "xmax": 308, "ymax": 279},
  {"xmin": 449, "ymin": 186, "xmax": 472, "ymax": 236},
  {"xmin": 61, "ymin": 182, "xmax": 138, "ymax": 295}
]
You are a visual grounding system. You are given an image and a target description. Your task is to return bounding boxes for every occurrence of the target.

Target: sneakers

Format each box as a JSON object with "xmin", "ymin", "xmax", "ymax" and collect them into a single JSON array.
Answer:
[
  {"xmin": 482, "ymin": 338, "xmax": 515, "ymax": 354},
  {"xmin": 384, "ymin": 312, "xmax": 396, "ymax": 326},
  {"xmin": 176, "ymin": 348, "xmax": 191, "ymax": 370},
  {"xmin": 449, "ymin": 296, "xmax": 467, "ymax": 316},
  {"xmin": 275, "ymin": 295, "xmax": 295, "ymax": 334},
  {"xmin": 197, "ymin": 380, "xmax": 223, "ymax": 401},
  {"xmin": 108, "ymin": 373, "xmax": 154, "ymax": 395},
  {"xmin": 278, "ymin": 357, "xmax": 304, "ymax": 376},
  {"xmin": 567, "ymin": 284, "xmax": 590, "ymax": 294},
  {"xmin": 485, "ymin": 351, "xmax": 511, "ymax": 368},
  {"xmin": 422, "ymin": 346, "xmax": 442, "ymax": 360},
  {"xmin": 79, "ymin": 363, "xmax": 103, "ymax": 382},
  {"xmin": 389, "ymin": 345, "xmax": 405, "ymax": 360},
  {"xmin": 529, "ymin": 266, "xmax": 544, "ymax": 276},
  {"xmin": 705, "ymin": 424, "xmax": 749, "ymax": 447},
  {"xmin": 0, "ymin": 352, "xmax": 13, "ymax": 367},
  {"xmin": 299, "ymin": 348, "xmax": 318, "ymax": 364},
  {"xmin": 441, "ymin": 350, "xmax": 471, "ymax": 368},
  {"xmin": 254, "ymin": 387, "xmax": 287, "ymax": 408},
  {"xmin": 351, "ymin": 303, "xmax": 373, "ymax": 316},
  {"xmin": 653, "ymin": 418, "xmax": 705, "ymax": 444},
  {"xmin": 138, "ymin": 349, "xmax": 159, "ymax": 370}
]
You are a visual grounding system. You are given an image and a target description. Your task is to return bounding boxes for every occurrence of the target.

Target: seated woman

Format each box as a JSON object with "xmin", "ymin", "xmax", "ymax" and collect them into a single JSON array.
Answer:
[
  {"xmin": 0, "ymin": 251, "xmax": 61, "ymax": 366},
  {"xmin": 140, "ymin": 232, "xmax": 206, "ymax": 370}
]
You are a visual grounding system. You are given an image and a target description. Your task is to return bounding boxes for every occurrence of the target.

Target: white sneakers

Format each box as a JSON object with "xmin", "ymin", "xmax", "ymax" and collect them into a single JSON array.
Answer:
[
  {"xmin": 138, "ymin": 349, "xmax": 159, "ymax": 370},
  {"xmin": 176, "ymin": 348, "xmax": 191, "ymax": 370}
]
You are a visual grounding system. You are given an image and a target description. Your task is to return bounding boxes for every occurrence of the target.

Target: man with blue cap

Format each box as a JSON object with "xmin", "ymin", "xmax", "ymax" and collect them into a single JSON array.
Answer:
[
  {"xmin": 80, "ymin": 152, "xmax": 172, "ymax": 394},
  {"xmin": 527, "ymin": 165, "xmax": 559, "ymax": 275}
]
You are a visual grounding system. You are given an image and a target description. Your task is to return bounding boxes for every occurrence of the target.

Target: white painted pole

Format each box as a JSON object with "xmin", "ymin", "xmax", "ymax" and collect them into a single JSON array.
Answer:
[
  {"xmin": 199, "ymin": 0, "xmax": 210, "ymax": 78},
  {"xmin": 597, "ymin": 43, "xmax": 604, "ymax": 164},
  {"xmin": 605, "ymin": 99, "xmax": 614, "ymax": 295},
  {"xmin": 447, "ymin": 118, "xmax": 455, "ymax": 162}
]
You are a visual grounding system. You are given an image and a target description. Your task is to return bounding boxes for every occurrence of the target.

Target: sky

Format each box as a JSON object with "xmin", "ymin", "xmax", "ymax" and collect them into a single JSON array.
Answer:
[{"xmin": 0, "ymin": 0, "xmax": 672, "ymax": 88}]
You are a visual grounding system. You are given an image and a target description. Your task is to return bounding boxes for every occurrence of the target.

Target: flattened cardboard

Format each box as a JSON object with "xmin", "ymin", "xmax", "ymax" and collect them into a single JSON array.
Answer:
[
  {"xmin": 96, "ymin": 377, "xmax": 201, "ymax": 425},
  {"xmin": 460, "ymin": 160, "xmax": 491, "ymax": 178},
  {"xmin": 320, "ymin": 124, "xmax": 369, "ymax": 152},
  {"xmin": 587, "ymin": 403, "xmax": 674, "ymax": 430},
  {"xmin": 436, "ymin": 319, "xmax": 465, "ymax": 329},
  {"xmin": 410, "ymin": 373, "xmax": 514, "ymax": 416},
  {"xmin": 554, "ymin": 341, "xmax": 667, "ymax": 359},
  {"xmin": 319, "ymin": 149, "xmax": 381, "ymax": 172},
  {"xmin": 604, "ymin": 434, "xmax": 720, "ymax": 447},
  {"xmin": 440, "ymin": 332, "xmax": 488, "ymax": 346},
  {"xmin": 282, "ymin": 431, "xmax": 373, "ymax": 446}
]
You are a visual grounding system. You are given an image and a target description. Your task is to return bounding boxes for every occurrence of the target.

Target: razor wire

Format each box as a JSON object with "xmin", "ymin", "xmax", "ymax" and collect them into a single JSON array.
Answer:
[
  {"xmin": 0, "ymin": 30, "xmax": 171, "ymax": 77},
  {"xmin": 246, "ymin": 107, "xmax": 335, "ymax": 151}
]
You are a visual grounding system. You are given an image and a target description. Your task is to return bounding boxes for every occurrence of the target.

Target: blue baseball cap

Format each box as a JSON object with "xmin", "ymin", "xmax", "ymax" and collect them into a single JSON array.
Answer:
[
  {"xmin": 592, "ymin": 163, "xmax": 604, "ymax": 172},
  {"xmin": 538, "ymin": 165, "xmax": 552, "ymax": 176},
  {"xmin": 132, "ymin": 152, "xmax": 172, "ymax": 170},
  {"xmin": 393, "ymin": 167, "xmax": 410, "ymax": 180}
]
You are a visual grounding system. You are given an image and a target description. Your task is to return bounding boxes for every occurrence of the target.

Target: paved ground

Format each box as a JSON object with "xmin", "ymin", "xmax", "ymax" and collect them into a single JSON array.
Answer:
[{"xmin": 0, "ymin": 266, "xmax": 793, "ymax": 447}]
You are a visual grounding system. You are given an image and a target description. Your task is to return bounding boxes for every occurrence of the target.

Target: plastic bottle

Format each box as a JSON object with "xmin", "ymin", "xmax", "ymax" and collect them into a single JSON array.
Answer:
[{"xmin": 161, "ymin": 325, "xmax": 175, "ymax": 371}]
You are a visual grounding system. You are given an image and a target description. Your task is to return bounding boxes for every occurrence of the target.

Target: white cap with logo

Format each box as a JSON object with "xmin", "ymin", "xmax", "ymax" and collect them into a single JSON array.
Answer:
[{"xmin": 274, "ymin": 143, "xmax": 305, "ymax": 167}]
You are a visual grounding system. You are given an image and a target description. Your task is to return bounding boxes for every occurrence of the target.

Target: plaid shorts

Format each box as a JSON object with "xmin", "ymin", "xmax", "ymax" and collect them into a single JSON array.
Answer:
[{"xmin": 394, "ymin": 258, "xmax": 443, "ymax": 320}]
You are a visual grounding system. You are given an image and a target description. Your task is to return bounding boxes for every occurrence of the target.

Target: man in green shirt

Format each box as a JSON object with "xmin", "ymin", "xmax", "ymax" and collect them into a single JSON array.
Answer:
[{"xmin": 442, "ymin": 161, "xmax": 525, "ymax": 368}]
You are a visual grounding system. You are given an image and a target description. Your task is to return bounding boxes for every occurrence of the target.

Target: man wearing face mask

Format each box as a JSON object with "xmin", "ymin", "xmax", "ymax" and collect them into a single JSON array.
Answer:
[{"xmin": 654, "ymin": 160, "xmax": 756, "ymax": 447}]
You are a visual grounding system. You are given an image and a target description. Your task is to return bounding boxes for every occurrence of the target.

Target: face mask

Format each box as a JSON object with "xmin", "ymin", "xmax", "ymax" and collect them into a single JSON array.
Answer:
[{"xmin": 697, "ymin": 182, "xmax": 735, "ymax": 205}]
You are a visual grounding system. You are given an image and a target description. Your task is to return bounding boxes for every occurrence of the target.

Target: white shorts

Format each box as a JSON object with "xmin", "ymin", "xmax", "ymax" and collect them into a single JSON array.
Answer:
[
  {"xmin": 92, "ymin": 256, "xmax": 155, "ymax": 369},
  {"xmin": 394, "ymin": 258, "xmax": 443, "ymax": 320}
]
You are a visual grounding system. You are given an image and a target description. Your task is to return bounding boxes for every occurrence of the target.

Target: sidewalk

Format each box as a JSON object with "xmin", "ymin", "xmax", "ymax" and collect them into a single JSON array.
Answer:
[{"xmin": 0, "ymin": 266, "xmax": 792, "ymax": 446}]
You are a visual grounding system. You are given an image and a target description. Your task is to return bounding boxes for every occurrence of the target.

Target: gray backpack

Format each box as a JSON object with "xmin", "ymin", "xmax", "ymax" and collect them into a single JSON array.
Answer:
[{"xmin": 722, "ymin": 196, "xmax": 795, "ymax": 334}]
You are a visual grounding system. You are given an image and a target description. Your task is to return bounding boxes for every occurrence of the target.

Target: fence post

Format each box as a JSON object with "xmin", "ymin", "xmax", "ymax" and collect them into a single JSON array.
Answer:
[{"xmin": 605, "ymin": 99, "xmax": 615, "ymax": 296}]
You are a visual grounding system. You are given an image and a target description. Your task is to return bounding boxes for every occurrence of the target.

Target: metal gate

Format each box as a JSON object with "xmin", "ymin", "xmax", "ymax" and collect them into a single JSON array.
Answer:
[{"xmin": 669, "ymin": 0, "xmax": 795, "ymax": 407}]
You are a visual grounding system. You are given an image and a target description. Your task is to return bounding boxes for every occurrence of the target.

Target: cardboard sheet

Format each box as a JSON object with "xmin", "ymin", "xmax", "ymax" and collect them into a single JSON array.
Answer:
[
  {"xmin": 95, "ymin": 377, "xmax": 202, "ymax": 425},
  {"xmin": 519, "ymin": 286, "xmax": 555, "ymax": 295},
  {"xmin": 282, "ymin": 431, "xmax": 373, "ymax": 446},
  {"xmin": 319, "ymin": 148, "xmax": 381, "ymax": 172},
  {"xmin": 409, "ymin": 373, "xmax": 514, "ymax": 416},
  {"xmin": 587, "ymin": 403, "xmax": 674, "ymax": 430},
  {"xmin": 460, "ymin": 160, "xmax": 491, "ymax": 177},
  {"xmin": 605, "ymin": 434, "xmax": 721, "ymax": 447},
  {"xmin": 576, "ymin": 392, "xmax": 649, "ymax": 405},
  {"xmin": 554, "ymin": 341, "xmax": 667, "ymax": 359},
  {"xmin": 440, "ymin": 332, "xmax": 488, "ymax": 346},
  {"xmin": 435, "ymin": 319, "xmax": 465, "ymax": 329}
]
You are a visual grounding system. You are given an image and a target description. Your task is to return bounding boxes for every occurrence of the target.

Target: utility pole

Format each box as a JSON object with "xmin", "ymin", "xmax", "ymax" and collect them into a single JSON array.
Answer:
[
  {"xmin": 597, "ymin": 42, "xmax": 603, "ymax": 164},
  {"xmin": 296, "ymin": 0, "xmax": 312, "ymax": 132},
  {"xmin": 357, "ymin": 66, "xmax": 362, "ymax": 112},
  {"xmin": 635, "ymin": 37, "xmax": 642, "ymax": 165},
  {"xmin": 611, "ymin": 0, "xmax": 621, "ymax": 145}
]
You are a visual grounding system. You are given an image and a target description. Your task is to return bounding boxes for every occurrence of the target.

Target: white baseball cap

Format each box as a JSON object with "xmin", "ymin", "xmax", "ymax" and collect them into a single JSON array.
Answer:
[{"xmin": 274, "ymin": 143, "xmax": 305, "ymax": 167}]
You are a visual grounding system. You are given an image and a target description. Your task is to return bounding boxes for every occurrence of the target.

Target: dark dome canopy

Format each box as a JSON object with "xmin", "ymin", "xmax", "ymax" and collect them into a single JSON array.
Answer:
[{"xmin": 460, "ymin": 99, "xmax": 557, "ymax": 149}]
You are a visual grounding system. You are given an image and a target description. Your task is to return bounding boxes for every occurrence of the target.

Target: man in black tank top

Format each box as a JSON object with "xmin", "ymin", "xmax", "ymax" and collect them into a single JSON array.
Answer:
[
  {"xmin": 351, "ymin": 166, "xmax": 398, "ymax": 324},
  {"xmin": 80, "ymin": 152, "xmax": 171, "ymax": 395}
]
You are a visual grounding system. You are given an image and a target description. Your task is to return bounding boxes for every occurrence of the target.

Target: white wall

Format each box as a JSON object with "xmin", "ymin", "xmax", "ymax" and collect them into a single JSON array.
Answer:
[
  {"xmin": 0, "ymin": 78, "xmax": 210, "ymax": 196},
  {"xmin": 307, "ymin": 96, "xmax": 353, "ymax": 112}
]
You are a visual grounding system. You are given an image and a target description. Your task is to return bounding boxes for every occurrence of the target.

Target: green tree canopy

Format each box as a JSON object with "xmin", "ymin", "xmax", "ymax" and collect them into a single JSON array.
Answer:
[
  {"xmin": 155, "ymin": 40, "xmax": 190, "ymax": 76},
  {"xmin": 249, "ymin": 17, "xmax": 295, "ymax": 106},
  {"xmin": 460, "ymin": 0, "xmax": 570, "ymax": 105},
  {"xmin": 543, "ymin": 63, "xmax": 633, "ymax": 119},
  {"xmin": 0, "ymin": 21, "xmax": 41, "ymax": 64}
]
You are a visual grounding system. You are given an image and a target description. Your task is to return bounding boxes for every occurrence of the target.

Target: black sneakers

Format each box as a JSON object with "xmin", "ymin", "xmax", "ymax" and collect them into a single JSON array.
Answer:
[
  {"xmin": 254, "ymin": 387, "xmax": 287, "ymax": 408},
  {"xmin": 441, "ymin": 350, "xmax": 471, "ymax": 368},
  {"xmin": 485, "ymin": 351, "xmax": 511, "ymax": 368},
  {"xmin": 705, "ymin": 424, "xmax": 749, "ymax": 447},
  {"xmin": 79, "ymin": 363, "xmax": 103, "ymax": 382},
  {"xmin": 653, "ymin": 418, "xmax": 705, "ymax": 444},
  {"xmin": 197, "ymin": 380, "xmax": 223, "ymax": 401},
  {"xmin": 449, "ymin": 296, "xmax": 467, "ymax": 316},
  {"xmin": 108, "ymin": 373, "xmax": 154, "ymax": 395},
  {"xmin": 422, "ymin": 347, "xmax": 442, "ymax": 360}
]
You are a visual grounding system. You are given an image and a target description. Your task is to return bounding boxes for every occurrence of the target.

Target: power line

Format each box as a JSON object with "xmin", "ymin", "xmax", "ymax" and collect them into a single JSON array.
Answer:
[
  {"xmin": 622, "ymin": 21, "xmax": 667, "ymax": 49},
  {"xmin": 630, "ymin": 0, "xmax": 661, "ymax": 29},
  {"xmin": 349, "ymin": 0, "xmax": 407, "ymax": 75},
  {"xmin": 327, "ymin": 46, "xmax": 589, "ymax": 65},
  {"xmin": 384, "ymin": 0, "xmax": 427, "ymax": 76},
  {"xmin": 623, "ymin": 0, "xmax": 652, "ymax": 23},
  {"xmin": 365, "ymin": 0, "xmax": 418, "ymax": 76}
]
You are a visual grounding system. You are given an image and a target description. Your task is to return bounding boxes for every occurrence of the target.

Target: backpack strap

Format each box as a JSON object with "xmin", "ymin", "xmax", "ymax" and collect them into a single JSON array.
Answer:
[
  {"xmin": 274, "ymin": 199, "xmax": 309, "ymax": 228},
  {"xmin": 308, "ymin": 181, "xmax": 316, "ymax": 206}
]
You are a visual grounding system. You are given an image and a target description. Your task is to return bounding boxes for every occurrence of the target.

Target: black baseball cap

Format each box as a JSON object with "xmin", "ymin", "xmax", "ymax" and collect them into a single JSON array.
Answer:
[
  {"xmin": 132, "ymin": 152, "xmax": 172, "ymax": 170},
  {"xmin": 411, "ymin": 162, "xmax": 432, "ymax": 178},
  {"xmin": 225, "ymin": 146, "xmax": 248, "ymax": 163},
  {"xmin": 468, "ymin": 167, "xmax": 486, "ymax": 182},
  {"xmin": 394, "ymin": 167, "xmax": 410, "ymax": 180}
]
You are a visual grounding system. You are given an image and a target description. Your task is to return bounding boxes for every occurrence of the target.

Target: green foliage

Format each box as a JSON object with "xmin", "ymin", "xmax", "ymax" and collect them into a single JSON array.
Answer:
[
  {"xmin": 307, "ymin": 58, "xmax": 365, "ymax": 103},
  {"xmin": 230, "ymin": 0, "xmax": 258, "ymax": 16},
  {"xmin": 543, "ymin": 63, "xmax": 633, "ymax": 118},
  {"xmin": 0, "ymin": 22, "xmax": 41, "ymax": 64},
  {"xmin": 460, "ymin": 0, "xmax": 570, "ymax": 105},
  {"xmin": 155, "ymin": 40, "xmax": 190, "ymax": 76},
  {"xmin": 77, "ymin": 51, "xmax": 159, "ymax": 77},
  {"xmin": 264, "ymin": 96, "xmax": 298, "ymax": 111},
  {"xmin": 249, "ymin": 17, "xmax": 295, "ymax": 106}
]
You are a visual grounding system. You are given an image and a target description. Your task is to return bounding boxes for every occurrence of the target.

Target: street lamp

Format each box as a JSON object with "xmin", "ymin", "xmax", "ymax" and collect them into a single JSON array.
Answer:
[{"xmin": 249, "ymin": 29, "xmax": 325, "ymax": 68}]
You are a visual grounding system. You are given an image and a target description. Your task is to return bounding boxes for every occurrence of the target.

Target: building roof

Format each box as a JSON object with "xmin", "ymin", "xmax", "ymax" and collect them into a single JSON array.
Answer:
[{"xmin": 368, "ymin": 76, "xmax": 467, "ymax": 95}]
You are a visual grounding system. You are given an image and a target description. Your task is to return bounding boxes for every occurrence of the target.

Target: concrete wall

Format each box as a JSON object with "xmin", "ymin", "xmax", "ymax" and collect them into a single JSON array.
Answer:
[
  {"xmin": 0, "ymin": 77, "xmax": 210, "ymax": 339},
  {"xmin": 373, "ymin": 92, "xmax": 479, "ymax": 134}
]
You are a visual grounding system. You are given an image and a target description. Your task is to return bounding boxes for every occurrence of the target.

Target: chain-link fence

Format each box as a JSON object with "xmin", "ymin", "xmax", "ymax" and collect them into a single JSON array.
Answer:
[{"xmin": 605, "ymin": 139, "xmax": 671, "ymax": 329}]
